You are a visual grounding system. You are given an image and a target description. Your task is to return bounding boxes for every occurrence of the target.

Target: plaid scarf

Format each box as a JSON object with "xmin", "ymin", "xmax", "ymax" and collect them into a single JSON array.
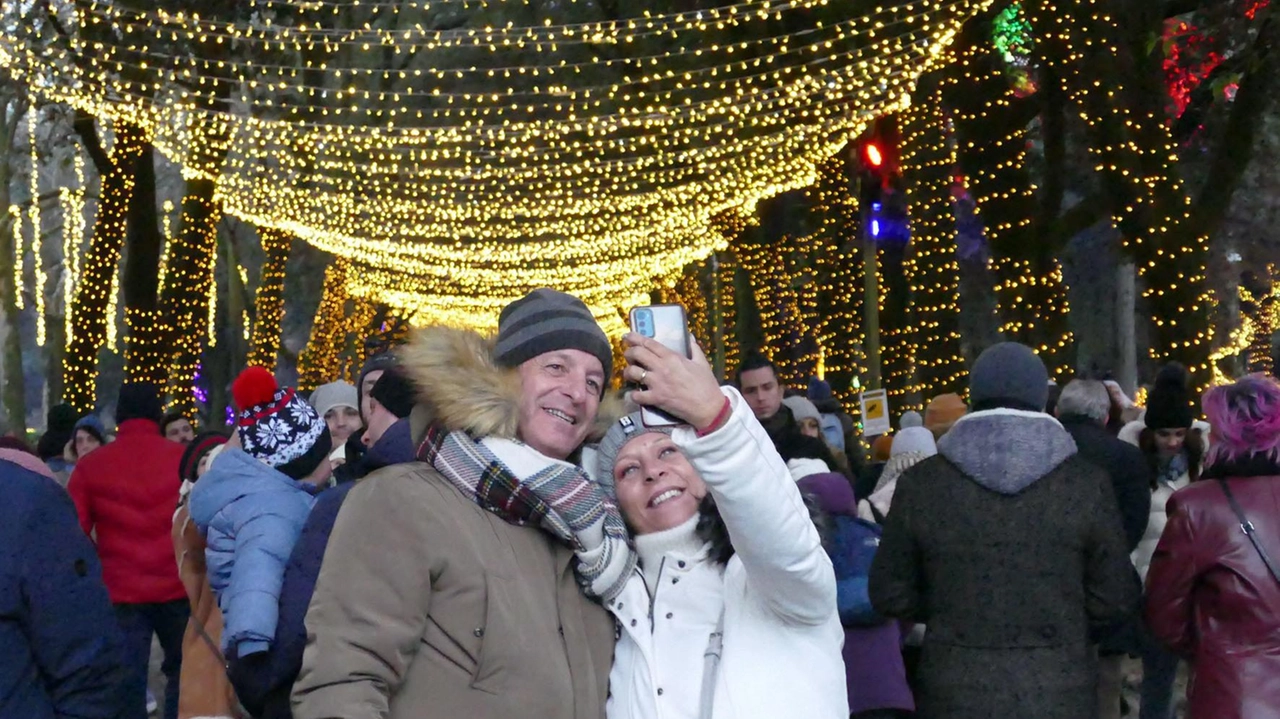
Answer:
[{"xmin": 418, "ymin": 423, "xmax": 636, "ymax": 601}]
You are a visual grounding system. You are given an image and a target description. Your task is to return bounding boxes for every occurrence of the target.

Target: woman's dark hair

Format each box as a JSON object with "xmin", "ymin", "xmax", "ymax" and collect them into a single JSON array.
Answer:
[
  {"xmin": 694, "ymin": 493, "xmax": 830, "ymax": 566},
  {"xmin": 1138, "ymin": 425, "xmax": 1205, "ymax": 487}
]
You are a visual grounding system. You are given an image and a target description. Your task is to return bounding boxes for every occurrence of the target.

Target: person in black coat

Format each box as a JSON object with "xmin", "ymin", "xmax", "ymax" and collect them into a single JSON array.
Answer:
[
  {"xmin": 1055, "ymin": 380, "xmax": 1152, "ymax": 551},
  {"xmin": 1055, "ymin": 379, "xmax": 1153, "ymax": 719},
  {"xmin": 869, "ymin": 343, "xmax": 1139, "ymax": 719}
]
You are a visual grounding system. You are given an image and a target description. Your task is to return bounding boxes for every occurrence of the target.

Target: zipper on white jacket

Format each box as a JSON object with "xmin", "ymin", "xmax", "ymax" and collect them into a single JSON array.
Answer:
[{"xmin": 646, "ymin": 557, "xmax": 667, "ymax": 633}]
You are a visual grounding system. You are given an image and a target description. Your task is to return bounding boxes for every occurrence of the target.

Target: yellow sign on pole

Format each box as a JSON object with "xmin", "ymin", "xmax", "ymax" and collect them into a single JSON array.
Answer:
[{"xmin": 860, "ymin": 389, "xmax": 891, "ymax": 437}]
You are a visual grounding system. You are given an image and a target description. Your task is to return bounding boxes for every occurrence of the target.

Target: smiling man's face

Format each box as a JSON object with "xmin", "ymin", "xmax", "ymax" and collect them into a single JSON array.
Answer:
[{"xmin": 515, "ymin": 349, "xmax": 604, "ymax": 460}]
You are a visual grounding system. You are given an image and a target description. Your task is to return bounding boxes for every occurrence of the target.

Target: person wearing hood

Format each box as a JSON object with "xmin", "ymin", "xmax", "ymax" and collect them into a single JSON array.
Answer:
[
  {"xmin": 0, "ymin": 443, "xmax": 131, "ymax": 719},
  {"xmin": 1118, "ymin": 363, "xmax": 1209, "ymax": 719},
  {"xmin": 869, "ymin": 342, "xmax": 1138, "ymax": 719},
  {"xmin": 67, "ymin": 383, "xmax": 189, "ymax": 719},
  {"xmin": 170, "ymin": 432, "xmax": 244, "ymax": 719},
  {"xmin": 1145, "ymin": 375, "xmax": 1280, "ymax": 719},
  {"xmin": 189, "ymin": 367, "xmax": 333, "ymax": 706},
  {"xmin": 596, "ymin": 333, "xmax": 846, "ymax": 719},
  {"xmin": 292, "ymin": 289, "xmax": 634, "ymax": 719},
  {"xmin": 859, "ymin": 421, "xmax": 936, "ymax": 524},
  {"xmin": 242, "ymin": 367, "xmax": 419, "ymax": 719},
  {"xmin": 795, "ymin": 466, "xmax": 914, "ymax": 718}
]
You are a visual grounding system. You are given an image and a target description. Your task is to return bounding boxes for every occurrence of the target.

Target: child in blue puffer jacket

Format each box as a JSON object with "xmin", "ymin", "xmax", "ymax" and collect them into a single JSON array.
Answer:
[{"xmin": 189, "ymin": 367, "xmax": 333, "ymax": 698}]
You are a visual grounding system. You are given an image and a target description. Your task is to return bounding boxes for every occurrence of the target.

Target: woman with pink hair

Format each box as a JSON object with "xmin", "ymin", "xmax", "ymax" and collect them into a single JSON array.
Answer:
[{"xmin": 1145, "ymin": 374, "xmax": 1280, "ymax": 719}]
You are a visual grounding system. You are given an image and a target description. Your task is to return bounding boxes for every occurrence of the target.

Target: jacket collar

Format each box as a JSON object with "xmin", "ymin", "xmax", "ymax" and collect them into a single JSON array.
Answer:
[
  {"xmin": 937, "ymin": 408, "xmax": 1077, "ymax": 495},
  {"xmin": 401, "ymin": 326, "xmax": 620, "ymax": 448}
]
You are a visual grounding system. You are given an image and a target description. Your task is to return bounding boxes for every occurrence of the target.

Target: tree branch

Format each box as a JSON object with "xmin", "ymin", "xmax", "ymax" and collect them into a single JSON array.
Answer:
[{"xmin": 73, "ymin": 110, "xmax": 111, "ymax": 176}]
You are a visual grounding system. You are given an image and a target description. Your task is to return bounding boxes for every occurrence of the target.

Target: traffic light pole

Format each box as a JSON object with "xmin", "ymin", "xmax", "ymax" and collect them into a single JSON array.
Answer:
[
  {"xmin": 858, "ymin": 175, "xmax": 882, "ymax": 391},
  {"xmin": 862, "ymin": 224, "xmax": 882, "ymax": 392}
]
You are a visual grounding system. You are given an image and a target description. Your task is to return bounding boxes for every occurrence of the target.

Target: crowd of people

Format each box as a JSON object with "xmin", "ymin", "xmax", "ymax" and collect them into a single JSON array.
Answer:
[{"xmin": 2, "ymin": 286, "xmax": 1279, "ymax": 719}]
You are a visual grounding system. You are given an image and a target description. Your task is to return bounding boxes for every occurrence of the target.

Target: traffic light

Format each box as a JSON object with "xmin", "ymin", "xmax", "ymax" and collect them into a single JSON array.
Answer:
[{"xmin": 863, "ymin": 141, "xmax": 884, "ymax": 170}]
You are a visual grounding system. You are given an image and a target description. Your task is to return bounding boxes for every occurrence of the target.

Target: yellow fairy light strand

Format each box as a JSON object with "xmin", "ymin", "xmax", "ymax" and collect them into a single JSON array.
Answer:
[
  {"xmin": 60, "ymin": 152, "xmax": 86, "ymax": 349},
  {"xmin": 28, "ymin": 97, "xmax": 46, "ymax": 346},
  {"xmin": 105, "ymin": 256, "xmax": 121, "ymax": 352},
  {"xmin": 158, "ymin": 198, "xmax": 175, "ymax": 295},
  {"xmin": 8, "ymin": 204, "xmax": 20, "ymax": 310}
]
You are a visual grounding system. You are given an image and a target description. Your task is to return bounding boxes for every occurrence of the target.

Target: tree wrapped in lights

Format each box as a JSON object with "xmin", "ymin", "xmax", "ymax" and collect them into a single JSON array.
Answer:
[
  {"xmin": 942, "ymin": 28, "xmax": 1074, "ymax": 380},
  {"xmin": 64, "ymin": 116, "xmax": 145, "ymax": 413},
  {"xmin": 298, "ymin": 258, "xmax": 350, "ymax": 392},
  {"xmin": 809, "ymin": 152, "xmax": 866, "ymax": 405},
  {"xmin": 733, "ymin": 207, "xmax": 822, "ymax": 388},
  {"xmin": 246, "ymin": 228, "xmax": 291, "ymax": 369},
  {"xmin": 122, "ymin": 141, "xmax": 169, "ymax": 387},
  {"xmin": 161, "ymin": 174, "xmax": 222, "ymax": 417},
  {"xmin": 900, "ymin": 73, "xmax": 967, "ymax": 396}
]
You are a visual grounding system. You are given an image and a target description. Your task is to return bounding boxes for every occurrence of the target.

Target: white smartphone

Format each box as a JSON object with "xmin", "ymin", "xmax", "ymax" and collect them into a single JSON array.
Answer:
[{"xmin": 629, "ymin": 304, "xmax": 691, "ymax": 427}]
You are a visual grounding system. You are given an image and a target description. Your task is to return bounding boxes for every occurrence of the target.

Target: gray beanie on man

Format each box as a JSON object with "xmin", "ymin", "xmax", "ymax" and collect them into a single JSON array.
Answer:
[
  {"xmin": 593, "ymin": 412, "xmax": 676, "ymax": 495},
  {"xmin": 970, "ymin": 342, "xmax": 1050, "ymax": 412},
  {"xmin": 493, "ymin": 288, "xmax": 613, "ymax": 391}
]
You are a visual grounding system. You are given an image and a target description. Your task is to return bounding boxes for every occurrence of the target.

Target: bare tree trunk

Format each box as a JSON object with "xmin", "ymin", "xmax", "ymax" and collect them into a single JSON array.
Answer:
[{"xmin": 1116, "ymin": 263, "xmax": 1138, "ymax": 395}]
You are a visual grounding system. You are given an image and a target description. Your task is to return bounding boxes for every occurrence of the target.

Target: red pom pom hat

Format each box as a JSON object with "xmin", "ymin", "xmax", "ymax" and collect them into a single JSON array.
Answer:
[{"xmin": 230, "ymin": 366, "xmax": 332, "ymax": 479}]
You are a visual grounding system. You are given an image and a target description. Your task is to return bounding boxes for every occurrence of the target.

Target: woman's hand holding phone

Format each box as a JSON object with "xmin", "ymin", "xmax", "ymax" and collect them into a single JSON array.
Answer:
[{"xmin": 622, "ymin": 332, "xmax": 725, "ymax": 431}]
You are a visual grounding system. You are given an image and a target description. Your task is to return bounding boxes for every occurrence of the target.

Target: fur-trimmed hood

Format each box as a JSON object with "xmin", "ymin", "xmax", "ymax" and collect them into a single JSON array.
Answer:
[{"xmin": 400, "ymin": 325, "xmax": 621, "ymax": 448}]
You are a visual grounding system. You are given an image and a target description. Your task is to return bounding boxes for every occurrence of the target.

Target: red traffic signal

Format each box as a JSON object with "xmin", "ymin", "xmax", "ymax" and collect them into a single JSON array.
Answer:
[{"xmin": 864, "ymin": 142, "xmax": 884, "ymax": 168}]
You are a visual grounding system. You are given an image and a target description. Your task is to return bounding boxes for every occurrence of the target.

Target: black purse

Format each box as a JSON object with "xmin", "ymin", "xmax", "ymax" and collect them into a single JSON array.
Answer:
[{"xmin": 1217, "ymin": 479, "xmax": 1280, "ymax": 585}]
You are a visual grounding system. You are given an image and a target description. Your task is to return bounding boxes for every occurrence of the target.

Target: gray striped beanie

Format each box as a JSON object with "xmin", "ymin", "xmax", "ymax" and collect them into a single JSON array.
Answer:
[{"xmin": 493, "ymin": 289, "xmax": 613, "ymax": 392}]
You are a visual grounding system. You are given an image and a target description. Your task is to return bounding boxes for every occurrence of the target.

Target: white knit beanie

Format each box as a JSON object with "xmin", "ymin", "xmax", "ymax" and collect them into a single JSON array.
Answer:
[{"xmin": 890, "ymin": 426, "xmax": 937, "ymax": 458}]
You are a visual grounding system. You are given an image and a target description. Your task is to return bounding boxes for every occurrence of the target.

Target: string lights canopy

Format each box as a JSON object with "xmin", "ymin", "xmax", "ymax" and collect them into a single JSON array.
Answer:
[{"xmin": 3, "ymin": 0, "xmax": 989, "ymax": 329}]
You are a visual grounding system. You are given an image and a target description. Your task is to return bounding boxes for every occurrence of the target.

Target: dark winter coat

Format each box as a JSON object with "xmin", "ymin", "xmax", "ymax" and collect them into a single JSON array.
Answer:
[
  {"xmin": 1, "ymin": 459, "xmax": 129, "ymax": 719},
  {"xmin": 869, "ymin": 409, "xmax": 1139, "ymax": 719},
  {"xmin": 244, "ymin": 418, "xmax": 417, "ymax": 719},
  {"xmin": 1060, "ymin": 413, "xmax": 1153, "ymax": 656},
  {"xmin": 67, "ymin": 418, "xmax": 188, "ymax": 604},
  {"xmin": 1059, "ymin": 414, "xmax": 1153, "ymax": 550},
  {"xmin": 797, "ymin": 472, "xmax": 914, "ymax": 715},
  {"xmin": 1145, "ymin": 457, "xmax": 1280, "ymax": 719}
]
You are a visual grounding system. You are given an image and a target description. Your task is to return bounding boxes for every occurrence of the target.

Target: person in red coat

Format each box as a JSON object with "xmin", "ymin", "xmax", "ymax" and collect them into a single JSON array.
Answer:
[
  {"xmin": 1145, "ymin": 373, "xmax": 1280, "ymax": 719},
  {"xmin": 68, "ymin": 383, "xmax": 190, "ymax": 719}
]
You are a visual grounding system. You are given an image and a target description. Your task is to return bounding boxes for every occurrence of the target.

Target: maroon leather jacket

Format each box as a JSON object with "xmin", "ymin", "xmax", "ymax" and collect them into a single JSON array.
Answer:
[{"xmin": 1145, "ymin": 469, "xmax": 1280, "ymax": 719}]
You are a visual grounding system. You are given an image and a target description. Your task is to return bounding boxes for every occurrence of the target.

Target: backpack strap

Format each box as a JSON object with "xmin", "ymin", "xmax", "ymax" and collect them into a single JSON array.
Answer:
[{"xmin": 1218, "ymin": 479, "xmax": 1280, "ymax": 586}]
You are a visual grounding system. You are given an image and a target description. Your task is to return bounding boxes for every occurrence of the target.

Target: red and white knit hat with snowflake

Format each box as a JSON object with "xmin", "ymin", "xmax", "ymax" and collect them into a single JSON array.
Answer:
[{"xmin": 232, "ymin": 367, "xmax": 332, "ymax": 480}]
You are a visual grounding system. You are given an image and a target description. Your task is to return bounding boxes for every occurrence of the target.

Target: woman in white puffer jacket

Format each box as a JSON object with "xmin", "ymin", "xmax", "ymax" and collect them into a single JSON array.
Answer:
[{"xmin": 595, "ymin": 332, "xmax": 846, "ymax": 719}]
